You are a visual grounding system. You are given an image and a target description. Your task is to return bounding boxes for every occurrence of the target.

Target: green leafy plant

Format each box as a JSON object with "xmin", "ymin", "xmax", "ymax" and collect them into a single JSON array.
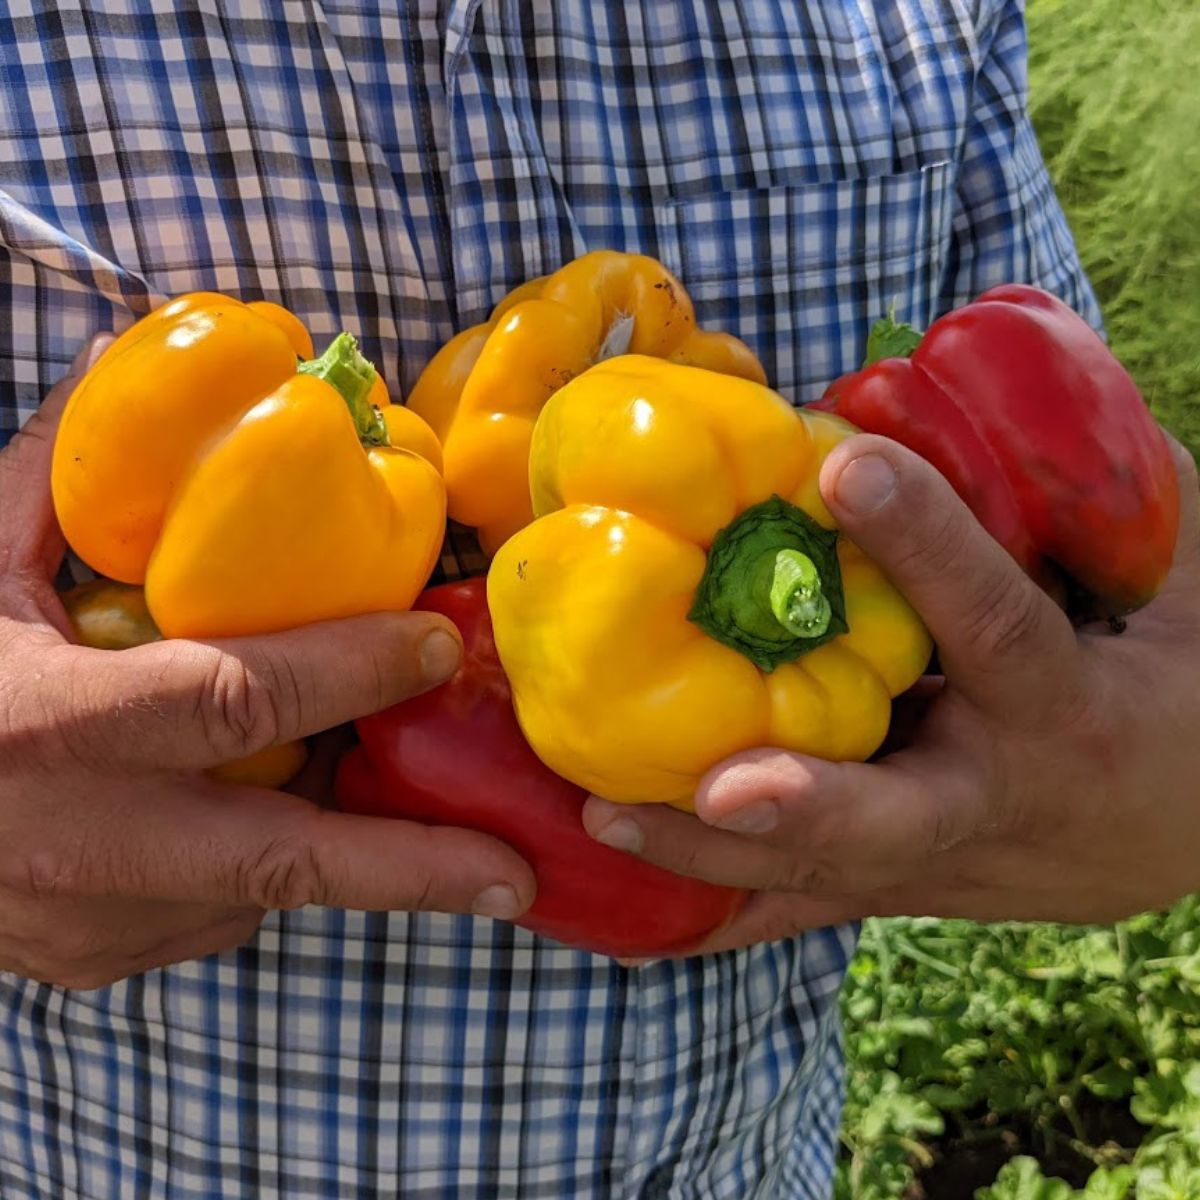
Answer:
[{"xmin": 837, "ymin": 903, "xmax": 1200, "ymax": 1197}]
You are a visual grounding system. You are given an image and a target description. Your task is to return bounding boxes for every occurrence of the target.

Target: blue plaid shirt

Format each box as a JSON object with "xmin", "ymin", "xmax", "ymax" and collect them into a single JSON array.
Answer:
[{"xmin": 0, "ymin": 3, "xmax": 1098, "ymax": 1198}]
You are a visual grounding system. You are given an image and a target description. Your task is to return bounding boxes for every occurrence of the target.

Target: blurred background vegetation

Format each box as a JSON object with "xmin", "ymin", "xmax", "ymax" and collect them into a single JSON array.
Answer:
[
  {"xmin": 1025, "ymin": 0, "xmax": 1200, "ymax": 453},
  {"xmin": 836, "ymin": 2, "xmax": 1200, "ymax": 1196}
]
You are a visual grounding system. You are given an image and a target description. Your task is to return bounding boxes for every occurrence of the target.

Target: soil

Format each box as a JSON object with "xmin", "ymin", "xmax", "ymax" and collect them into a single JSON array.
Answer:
[{"xmin": 903, "ymin": 1096, "xmax": 1144, "ymax": 1199}]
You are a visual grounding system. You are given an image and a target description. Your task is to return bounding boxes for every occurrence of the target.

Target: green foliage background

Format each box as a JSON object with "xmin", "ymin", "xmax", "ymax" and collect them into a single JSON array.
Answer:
[
  {"xmin": 1024, "ymin": 0, "xmax": 1200, "ymax": 452},
  {"xmin": 837, "ymin": 2, "xmax": 1200, "ymax": 1195}
]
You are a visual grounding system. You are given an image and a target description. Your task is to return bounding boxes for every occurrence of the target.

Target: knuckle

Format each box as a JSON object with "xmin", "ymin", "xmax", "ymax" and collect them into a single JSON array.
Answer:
[
  {"xmin": 196, "ymin": 649, "xmax": 282, "ymax": 756},
  {"xmin": 4, "ymin": 416, "xmax": 54, "ymax": 460},
  {"xmin": 926, "ymin": 806, "xmax": 955, "ymax": 855},
  {"xmin": 909, "ymin": 509, "xmax": 970, "ymax": 577},
  {"xmin": 3, "ymin": 847, "xmax": 85, "ymax": 903},
  {"xmin": 674, "ymin": 843, "xmax": 700, "ymax": 877},
  {"xmin": 662, "ymin": 830, "xmax": 715, "ymax": 888},
  {"xmin": 238, "ymin": 832, "xmax": 326, "ymax": 910},
  {"xmin": 784, "ymin": 861, "xmax": 842, "ymax": 898},
  {"xmin": 365, "ymin": 647, "xmax": 393, "ymax": 713},
  {"xmin": 407, "ymin": 864, "xmax": 437, "ymax": 912},
  {"xmin": 957, "ymin": 570, "xmax": 1046, "ymax": 662},
  {"xmin": 25, "ymin": 852, "xmax": 75, "ymax": 901}
]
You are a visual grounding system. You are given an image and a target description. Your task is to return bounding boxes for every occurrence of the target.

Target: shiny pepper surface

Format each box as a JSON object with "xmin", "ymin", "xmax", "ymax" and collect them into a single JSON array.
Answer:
[
  {"xmin": 51, "ymin": 293, "xmax": 445, "ymax": 639},
  {"xmin": 487, "ymin": 356, "xmax": 932, "ymax": 809},
  {"xmin": 407, "ymin": 251, "xmax": 767, "ymax": 555}
]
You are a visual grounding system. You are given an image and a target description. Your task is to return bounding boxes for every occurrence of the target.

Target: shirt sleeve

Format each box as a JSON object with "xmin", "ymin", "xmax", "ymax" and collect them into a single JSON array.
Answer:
[{"xmin": 936, "ymin": 0, "xmax": 1104, "ymax": 332}]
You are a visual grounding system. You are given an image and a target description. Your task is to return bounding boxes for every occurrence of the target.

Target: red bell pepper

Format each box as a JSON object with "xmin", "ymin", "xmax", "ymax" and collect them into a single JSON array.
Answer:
[
  {"xmin": 335, "ymin": 578, "xmax": 746, "ymax": 958},
  {"xmin": 813, "ymin": 286, "xmax": 1180, "ymax": 620}
]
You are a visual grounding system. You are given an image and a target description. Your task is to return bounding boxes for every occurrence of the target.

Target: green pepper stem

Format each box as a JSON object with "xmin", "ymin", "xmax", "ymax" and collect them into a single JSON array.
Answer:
[
  {"xmin": 297, "ymin": 332, "xmax": 390, "ymax": 447},
  {"xmin": 688, "ymin": 495, "xmax": 849, "ymax": 672},
  {"xmin": 864, "ymin": 309, "xmax": 924, "ymax": 366},
  {"xmin": 767, "ymin": 548, "xmax": 832, "ymax": 638}
]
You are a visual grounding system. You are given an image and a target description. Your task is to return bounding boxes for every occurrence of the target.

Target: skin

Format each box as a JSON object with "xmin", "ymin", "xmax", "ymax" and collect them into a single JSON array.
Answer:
[
  {"xmin": 583, "ymin": 430, "xmax": 1200, "ymax": 956},
  {"xmin": 0, "ymin": 338, "xmax": 534, "ymax": 989}
]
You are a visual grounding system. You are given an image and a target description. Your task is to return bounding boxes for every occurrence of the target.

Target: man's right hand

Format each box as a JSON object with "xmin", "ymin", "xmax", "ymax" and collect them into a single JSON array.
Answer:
[{"xmin": 0, "ymin": 338, "xmax": 535, "ymax": 989}]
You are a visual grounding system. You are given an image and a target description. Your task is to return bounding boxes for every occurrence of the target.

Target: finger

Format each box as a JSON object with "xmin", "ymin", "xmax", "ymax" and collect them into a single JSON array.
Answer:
[
  {"xmin": 585, "ymin": 738, "xmax": 992, "ymax": 896},
  {"xmin": 1155, "ymin": 431, "xmax": 1200, "ymax": 600},
  {"xmin": 63, "ymin": 609, "xmax": 464, "ymax": 768},
  {"xmin": 52, "ymin": 778, "xmax": 537, "ymax": 918},
  {"xmin": 0, "ymin": 334, "xmax": 114, "ymax": 581},
  {"xmin": 819, "ymin": 435, "xmax": 1077, "ymax": 716},
  {"xmin": 583, "ymin": 794, "xmax": 792, "ymax": 889},
  {"xmin": 702, "ymin": 742, "xmax": 994, "ymax": 891}
]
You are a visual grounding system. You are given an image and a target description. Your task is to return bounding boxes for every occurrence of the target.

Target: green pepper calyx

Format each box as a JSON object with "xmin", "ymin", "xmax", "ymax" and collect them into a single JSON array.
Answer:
[
  {"xmin": 688, "ymin": 495, "xmax": 849, "ymax": 672},
  {"xmin": 298, "ymin": 332, "xmax": 390, "ymax": 447},
  {"xmin": 864, "ymin": 310, "xmax": 924, "ymax": 365}
]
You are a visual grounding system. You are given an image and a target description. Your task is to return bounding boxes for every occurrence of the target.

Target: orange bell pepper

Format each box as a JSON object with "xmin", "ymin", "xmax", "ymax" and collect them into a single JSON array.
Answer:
[
  {"xmin": 51, "ymin": 294, "xmax": 445, "ymax": 639},
  {"xmin": 406, "ymin": 251, "xmax": 767, "ymax": 554}
]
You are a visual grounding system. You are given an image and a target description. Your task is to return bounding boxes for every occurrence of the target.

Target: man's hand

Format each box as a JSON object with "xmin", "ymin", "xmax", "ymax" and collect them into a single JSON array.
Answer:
[
  {"xmin": 0, "ymin": 339, "xmax": 535, "ymax": 988},
  {"xmin": 583, "ymin": 431, "xmax": 1200, "ymax": 953}
]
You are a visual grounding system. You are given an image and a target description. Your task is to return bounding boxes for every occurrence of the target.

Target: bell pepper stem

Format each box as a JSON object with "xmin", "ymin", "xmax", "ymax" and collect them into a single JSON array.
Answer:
[
  {"xmin": 767, "ymin": 549, "xmax": 832, "ymax": 638},
  {"xmin": 864, "ymin": 307, "xmax": 924, "ymax": 365},
  {"xmin": 298, "ymin": 332, "xmax": 390, "ymax": 447},
  {"xmin": 688, "ymin": 496, "xmax": 849, "ymax": 672}
]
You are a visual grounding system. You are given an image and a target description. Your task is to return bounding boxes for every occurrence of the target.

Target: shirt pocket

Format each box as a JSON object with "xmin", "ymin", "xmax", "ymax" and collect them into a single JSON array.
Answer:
[{"xmin": 651, "ymin": 159, "xmax": 954, "ymax": 402}]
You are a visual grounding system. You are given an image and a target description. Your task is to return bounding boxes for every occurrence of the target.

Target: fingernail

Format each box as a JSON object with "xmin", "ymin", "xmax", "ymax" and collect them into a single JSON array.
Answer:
[
  {"xmin": 419, "ymin": 629, "xmax": 461, "ymax": 683},
  {"xmin": 834, "ymin": 454, "xmax": 897, "ymax": 515},
  {"xmin": 590, "ymin": 816, "xmax": 644, "ymax": 855},
  {"xmin": 472, "ymin": 884, "xmax": 523, "ymax": 920},
  {"xmin": 712, "ymin": 799, "xmax": 778, "ymax": 834}
]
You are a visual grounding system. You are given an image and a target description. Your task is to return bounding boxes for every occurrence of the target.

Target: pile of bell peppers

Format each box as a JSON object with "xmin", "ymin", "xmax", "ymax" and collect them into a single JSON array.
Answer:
[
  {"xmin": 51, "ymin": 264, "xmax": 1180, "ymax": 958},
  {"xmin": 406, "ymin": 249, "xmax": 767, "ymax": 554}
]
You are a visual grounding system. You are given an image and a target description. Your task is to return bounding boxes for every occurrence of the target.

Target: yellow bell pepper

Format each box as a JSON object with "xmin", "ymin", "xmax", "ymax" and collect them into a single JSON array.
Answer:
[
  {"xmin": 58, "ymin": 580, "xmax": 308, "ymax": 789},
  {"xmin": 51, "ymin": 293, "xmax": 445, "ymax": 640},
  {"xmin": 407, "ymin": 251, "xmax": 767, "ymax": 555},
  {"xmin": 487, "ymin": 356, "xmax": 932, "ymax": 809}
]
